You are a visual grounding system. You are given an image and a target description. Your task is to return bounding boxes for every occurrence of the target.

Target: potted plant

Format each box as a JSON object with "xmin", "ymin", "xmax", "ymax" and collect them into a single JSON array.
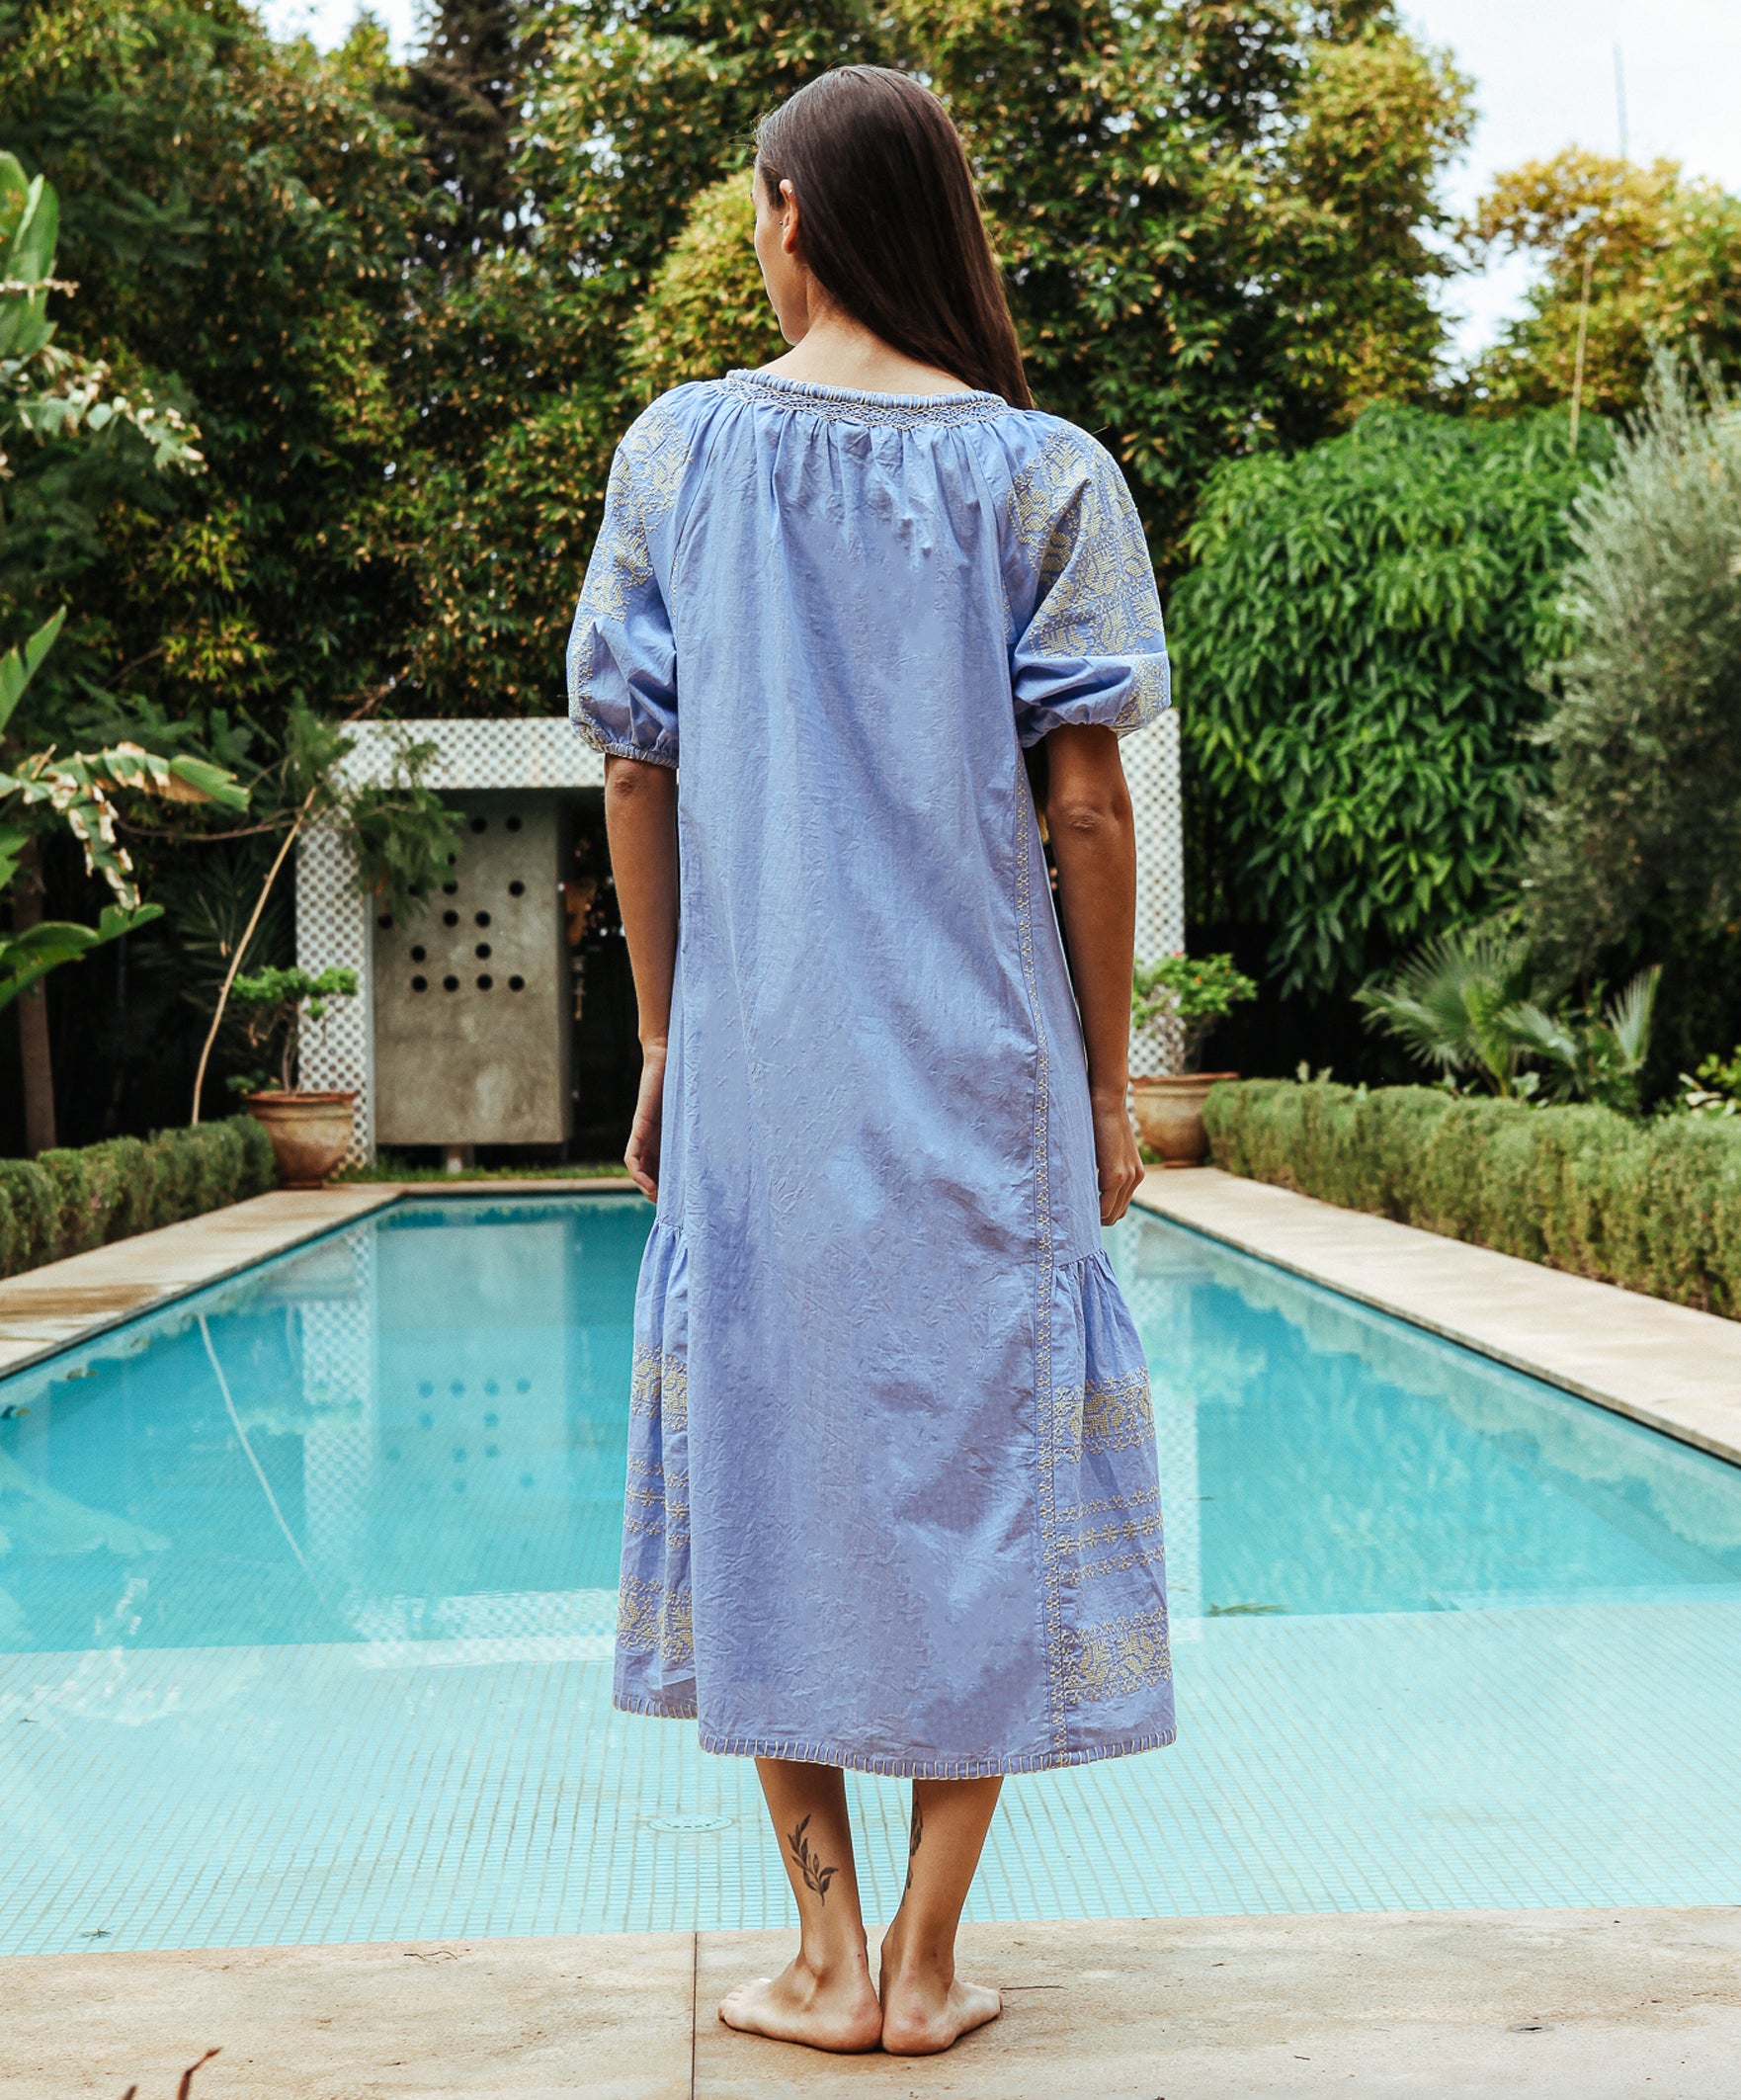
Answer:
[
  {"xmin": 228, "ymin": 966, "xmax": 361, "ymax": 1187},
  {"xmin": 1129, "ymin": 952, "xmax": 1257, "ymax": 1167}
]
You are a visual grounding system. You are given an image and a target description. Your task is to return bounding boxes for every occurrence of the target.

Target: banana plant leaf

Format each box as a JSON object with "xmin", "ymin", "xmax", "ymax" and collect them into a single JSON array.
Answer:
[{"xmin": 0, "ymin": 901, "xmax": 162, "ymax": 1014}]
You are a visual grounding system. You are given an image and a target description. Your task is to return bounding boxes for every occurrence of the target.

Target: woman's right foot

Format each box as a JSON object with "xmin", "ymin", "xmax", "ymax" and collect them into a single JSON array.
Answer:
[{"xmin": 718, "ymin": 1953, "xmax": 883, "ymax": 2053}]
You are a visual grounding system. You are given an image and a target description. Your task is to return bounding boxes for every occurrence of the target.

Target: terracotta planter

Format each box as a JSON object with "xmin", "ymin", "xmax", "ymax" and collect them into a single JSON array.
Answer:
[
  {"xmin": 243, "ymin": 1090, "xmax": 359, "ymax": 1189},
  {"xmin": 1130, "ymin": 1072, "xmax": 1237, "ymax": 1169}
]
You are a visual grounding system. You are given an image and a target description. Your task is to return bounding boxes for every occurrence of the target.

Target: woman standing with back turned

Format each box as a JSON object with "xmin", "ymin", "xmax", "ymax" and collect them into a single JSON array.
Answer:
[{"xmin": 568, "ymin": 65, "xmax": 1175, "ymax": 2058}]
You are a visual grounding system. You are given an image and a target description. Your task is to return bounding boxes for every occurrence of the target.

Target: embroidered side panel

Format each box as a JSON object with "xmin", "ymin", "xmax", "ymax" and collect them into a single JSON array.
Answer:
[
  {"xmin": 1007, "ymin": 426, "xmax": 1169, "ymax": 731},
  {"xmin": 1052, "ymin": 1372, "xmax": 1169, "ymax": 1662},
  {"xmin": 617, "ymin": 1344, "xmax": 691, "ymax": 1669},
  {"xmin": 1081, "ymin": 1371, "xmax": 1155, "ymax": 1455},
  {"xmin": 631, "ymin": 1341, "xmax": 688, "ymax": 1433},
  {"xmin": 617, "ymin": 1572, "xmax": 695, "ymax": 1671},
  {"xmin": 1063, "ymin": 1605, "xmax": 1173, "ymax": 1704}
]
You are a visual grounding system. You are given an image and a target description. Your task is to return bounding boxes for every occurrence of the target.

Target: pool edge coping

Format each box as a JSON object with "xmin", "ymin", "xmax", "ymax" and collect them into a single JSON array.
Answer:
[
  {"xmin": 1133, "ymin": 1167, "xmax": 1741, "ymax": 1470},
  {"xmin": 0, "ymin": 1179, "xmax": 643, "ymax": 1383}
]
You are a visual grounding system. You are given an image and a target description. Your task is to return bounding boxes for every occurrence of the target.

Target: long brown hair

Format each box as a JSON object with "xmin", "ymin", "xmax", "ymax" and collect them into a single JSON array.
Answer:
[{"xmin": 755, "ymin": 67, "xmax": 1033, "ymax": 410}]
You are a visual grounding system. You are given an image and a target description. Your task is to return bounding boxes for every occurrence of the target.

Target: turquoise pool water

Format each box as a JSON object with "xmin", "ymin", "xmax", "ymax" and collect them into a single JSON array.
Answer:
[{"xmin": 3, "ymin": 1194, "xmax": 1739, "ymax": 1953}]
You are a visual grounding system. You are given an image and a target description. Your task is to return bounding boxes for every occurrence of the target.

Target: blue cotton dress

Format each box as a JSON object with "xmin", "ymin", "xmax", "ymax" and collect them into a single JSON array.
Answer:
[{"xmin": 567, "ymin": 368, "xmax": 1175, "ymax": 1776}]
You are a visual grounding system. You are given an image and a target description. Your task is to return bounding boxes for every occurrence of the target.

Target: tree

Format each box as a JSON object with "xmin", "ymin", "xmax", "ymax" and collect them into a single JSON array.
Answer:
[
  {"xmin": 597, "ymin": 2, "xmax": 1473, "ymax": 578},
  {"xmin": 0, "ymin": 146, "xmax": 240, "ymax": 1150},
  {"xmin": 915, "ymin": 0, "xmax": 1471, "ymax": 568},
  {"xmin": 1519, "ymin": 355, "xmax": 1741, "ymax": 1079},
  {"xmin": 0, "ymin": 0, "xmax": 425, "ymax": 739},
  {"xmin": 0, "ymin": 1, "xmax": 424, "ymax": 1141},
  {"xmin": 1466, "ymin": 152, "xmax": 1741, "ymax": 419},
  {"xmin": 1172, "ymin": 404, "xmax": 1609, "ymax": 1004},
  {"xmin": 393, "ymin": 0, "xmax": 540, "ymax": 277}
]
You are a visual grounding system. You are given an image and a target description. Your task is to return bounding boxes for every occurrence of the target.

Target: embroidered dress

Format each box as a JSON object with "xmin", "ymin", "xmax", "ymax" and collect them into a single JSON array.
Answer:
[{"xmin": 568, "ymin": 369, "xmax": 1175, "ymax": 1776}]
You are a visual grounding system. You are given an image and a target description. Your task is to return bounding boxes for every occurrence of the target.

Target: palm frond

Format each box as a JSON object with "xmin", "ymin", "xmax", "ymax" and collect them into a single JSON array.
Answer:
[{"xmin": 1605, "ymin": 966, "xmax": 1662, "ymax": 1070}]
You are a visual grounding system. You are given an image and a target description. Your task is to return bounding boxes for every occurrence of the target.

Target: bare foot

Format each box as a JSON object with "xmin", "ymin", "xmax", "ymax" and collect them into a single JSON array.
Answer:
[
  {"xmin": 718, "ymin": 1952, "xmax": 883, "ymax": 2054},
  {"xmin": 877, "ymin": 1932, "xmax": 1002, "ymax": 2056}
]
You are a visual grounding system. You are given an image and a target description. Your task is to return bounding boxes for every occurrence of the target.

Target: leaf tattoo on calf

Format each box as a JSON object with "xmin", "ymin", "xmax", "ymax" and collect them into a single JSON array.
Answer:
[
  {"xmin": 787, "ymin": 1814, "xmax": 839, "ymax": 1905},
  {"xmin": 904, "ymin": 1797, "xmax": 924, "ymax": 1894}
]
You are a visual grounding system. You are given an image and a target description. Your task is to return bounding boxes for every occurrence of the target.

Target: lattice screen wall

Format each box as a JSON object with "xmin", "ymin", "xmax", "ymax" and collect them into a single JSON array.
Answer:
[
  {"xmin": 297, "ymin": 712, "xmax": 1185, "ymax": 1161},
  {"xmin": 1126, "ymin": 709, "xmax": 1187, "ymax": 1077}
]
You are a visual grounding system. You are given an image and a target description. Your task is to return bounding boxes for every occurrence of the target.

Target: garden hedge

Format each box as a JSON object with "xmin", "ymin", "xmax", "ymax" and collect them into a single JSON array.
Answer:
[
  {"xmin": 0, "ymin": 1116, "xmax": 279, "ymax": 1280},
  {"xmin": 1203, "ymin": 1081, "xmax": 1741, "ymax": 1318}
]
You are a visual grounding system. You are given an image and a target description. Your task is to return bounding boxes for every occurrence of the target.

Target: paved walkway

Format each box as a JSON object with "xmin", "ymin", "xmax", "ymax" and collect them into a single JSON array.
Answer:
[
  {"xmin": 1134, "ymin": 1167, "xmax": 1741, "ymax": 1469},
  {"xmin": 9, "ymin": 1908, "xmax": 1741, "ymax": 2097}
]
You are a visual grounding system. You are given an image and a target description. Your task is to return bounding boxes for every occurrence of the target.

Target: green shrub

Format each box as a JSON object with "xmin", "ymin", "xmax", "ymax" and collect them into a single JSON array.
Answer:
[
  {"xmin": 0, "ymin": 1116, "xmax": 280, "ymax": 1280},
  {"xmin": 1202, "ymin": 1080, "xmax": 1741, "ymax": 1316},
  {"xmin": 0, "ymin": 1158, "xmax": 55, "ymax": 1273}
]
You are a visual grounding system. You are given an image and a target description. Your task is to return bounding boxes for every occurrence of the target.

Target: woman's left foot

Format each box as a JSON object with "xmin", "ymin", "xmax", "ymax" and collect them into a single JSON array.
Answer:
[{"xmin": 878, "ymin": 1960, "xmax": 1002, "ymax": 2056}]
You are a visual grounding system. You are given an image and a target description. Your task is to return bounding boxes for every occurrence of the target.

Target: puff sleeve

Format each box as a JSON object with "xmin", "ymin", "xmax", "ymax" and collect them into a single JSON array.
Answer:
[
  {"xmin": 567, "ymin": 402, "xmax": 689, "ymax": 768},
  {"xmin": 1007, "ymin": 425, "xmax": 1170, "ymax": 748}
]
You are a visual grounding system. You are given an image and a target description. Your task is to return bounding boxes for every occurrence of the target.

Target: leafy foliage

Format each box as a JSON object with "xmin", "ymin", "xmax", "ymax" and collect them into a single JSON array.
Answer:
[
  {"xmin": 0, "ymin": 1113, "xmax": 275, "ymax": 1276},
  {"xmin": 1681, "ymin": 1049, "xmax": 1741, "ymax": 1120},
  {"xmin": 0, "ymin": 0, "xmax": 425, "ymax": 729},
  {"xmin": 1205, "ymin": 1078, "xmax": 1741, "ymax": 1317},
  {"xmin": 0, "ymin": 602, "xmax": 245, "ymax": 1013},
  {"xmin": 1355, "ymin": 922, "xmax": 1534, "ymax": 1095},
  {"xmin": 1174, "ymin": 403, "xmax": 1610, "ymax": 999},
  {"xmin": 1467, "ymin": 153, "xmax": 1741, "ymax": 417},
  {"xmin": 226, "ymin": 964, "xmax": 359, "ymax": 1094},
  {"xmin": 1521, "ymin": 358, "xmax": 1741, "ymax": 1003},
  {"xmin": 1355, "ymin": 922, "xmax": 1660, "ymax": 1113},
  {"xmin": 1132, "ymin": 951, "xmax": 1257, "ymax": 1072}
]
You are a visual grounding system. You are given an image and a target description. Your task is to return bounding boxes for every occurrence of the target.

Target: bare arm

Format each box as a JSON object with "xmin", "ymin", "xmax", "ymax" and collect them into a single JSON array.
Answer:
[
  {"xmin": 604, "ymin": 753, "xmax": 679, "ymax": 1200},
  {"xmin": 1042, "ymin": 722, "xmax": 1143, "ymax": 1224}
]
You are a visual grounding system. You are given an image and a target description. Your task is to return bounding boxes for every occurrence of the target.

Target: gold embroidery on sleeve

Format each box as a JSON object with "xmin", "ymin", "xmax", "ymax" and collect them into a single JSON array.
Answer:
[
  {"xmin": 1007, "ymin": 426, "xmax": 1169, "ymax": 733},
  {"xmin": 585, "ymin": 402, "xmax": 692, "ymax": 625}
]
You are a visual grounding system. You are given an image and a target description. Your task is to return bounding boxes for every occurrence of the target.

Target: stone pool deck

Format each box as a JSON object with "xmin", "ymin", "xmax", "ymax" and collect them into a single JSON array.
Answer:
[
  {"xmin": 1132, "ymin": 1167, "xmax": 1741, "ymax": 1470},
  {"xmin": 10, "ymin": 1907, "xmax": 1741, "ymax": 2097}
]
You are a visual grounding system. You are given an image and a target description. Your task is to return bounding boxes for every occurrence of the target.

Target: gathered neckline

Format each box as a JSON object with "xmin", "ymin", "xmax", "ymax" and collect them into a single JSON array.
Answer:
[{"xmin": 719, "ymin": 368, "xmax": 1013, "ymax": 428}]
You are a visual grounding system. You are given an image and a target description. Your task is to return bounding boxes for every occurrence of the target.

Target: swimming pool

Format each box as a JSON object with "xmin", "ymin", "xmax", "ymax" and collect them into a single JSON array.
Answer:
[{"xmin": 3, "ymin": 1194, "xmax": 1739, "ymax": 1954}]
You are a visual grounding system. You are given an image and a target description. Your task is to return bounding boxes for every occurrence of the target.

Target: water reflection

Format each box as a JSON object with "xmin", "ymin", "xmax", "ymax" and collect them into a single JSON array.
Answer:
[
  {"xmin": 0, "ymin": 1198, "xmax": 650, "ymax": 1652},
  {"xmin": 1109, "ymin": 1213, "xmax": 1741, "ymax": 1621}
]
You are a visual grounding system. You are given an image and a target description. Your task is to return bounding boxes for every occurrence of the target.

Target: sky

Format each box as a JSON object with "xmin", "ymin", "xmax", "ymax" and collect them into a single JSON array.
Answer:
[{"xmin": 258, "ymin": 0, "xmax": 1741, "ymax": 364}]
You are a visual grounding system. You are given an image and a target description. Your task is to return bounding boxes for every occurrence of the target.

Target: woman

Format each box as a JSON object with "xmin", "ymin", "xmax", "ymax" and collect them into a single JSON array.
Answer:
[{"xmin": 568, "ymin": 65, "xmax": 1174, "ymax": 2058}]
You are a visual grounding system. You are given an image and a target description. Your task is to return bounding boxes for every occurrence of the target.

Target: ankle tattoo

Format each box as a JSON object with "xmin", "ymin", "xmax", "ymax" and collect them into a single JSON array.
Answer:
[
  {"xmin": 904, "ymin": 1798, "xmax": 924, "ymax": 1893},
  {"xmin": 787, "ymin": 1813, "xmax": 840, "ymax": 1905}
]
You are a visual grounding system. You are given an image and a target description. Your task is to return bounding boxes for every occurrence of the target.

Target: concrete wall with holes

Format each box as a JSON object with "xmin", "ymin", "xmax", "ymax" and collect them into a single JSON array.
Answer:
[
  {"xmin": 373, "ymin": 794, "xmax": 571, "ymax": 1146},
  {"xmin": 296, "ymin": 714, "xmax": 1185, "ymax": 1165}
]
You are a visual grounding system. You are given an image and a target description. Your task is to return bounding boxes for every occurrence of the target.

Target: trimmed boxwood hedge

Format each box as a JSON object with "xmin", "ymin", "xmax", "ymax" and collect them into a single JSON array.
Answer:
[
  {"xmin": 1202, "ymin": 1080, "xmax": 1741, "ymax": 1318},
  {"xmin": 0, "ymin": 1116, "xmax": 279, "ymax": 1280}
]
